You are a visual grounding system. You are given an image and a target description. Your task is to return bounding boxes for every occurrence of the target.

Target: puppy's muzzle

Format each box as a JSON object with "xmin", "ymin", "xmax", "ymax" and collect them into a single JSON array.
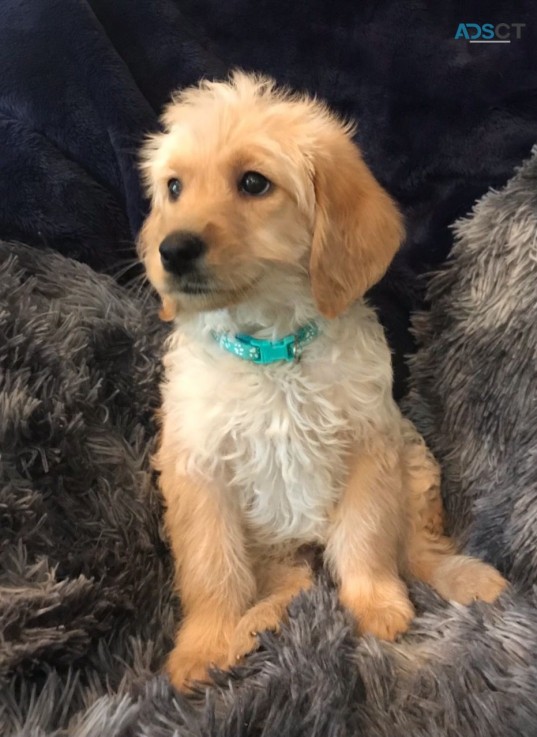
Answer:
[{"xmin": 159, "ymin": 231, "xmax": 207, "ymax": 276}]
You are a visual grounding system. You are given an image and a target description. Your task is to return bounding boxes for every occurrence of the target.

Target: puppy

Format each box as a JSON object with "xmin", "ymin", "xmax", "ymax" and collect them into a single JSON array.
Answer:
[{"xmin": 139, "ymin": 72, "xmax": 507, "ymax": 691}]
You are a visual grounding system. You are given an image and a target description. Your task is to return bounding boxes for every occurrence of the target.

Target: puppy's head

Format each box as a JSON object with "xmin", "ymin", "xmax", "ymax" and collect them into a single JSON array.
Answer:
[{"xmin": 139, "ymin": 72, "xmax": 404, "ymax": 320}]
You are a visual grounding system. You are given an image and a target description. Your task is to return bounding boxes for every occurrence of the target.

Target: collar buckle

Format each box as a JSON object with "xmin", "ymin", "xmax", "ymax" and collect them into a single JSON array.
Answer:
[{"xmin": 237, "ymin": 333, "xmax": 298, "ymax": 364}]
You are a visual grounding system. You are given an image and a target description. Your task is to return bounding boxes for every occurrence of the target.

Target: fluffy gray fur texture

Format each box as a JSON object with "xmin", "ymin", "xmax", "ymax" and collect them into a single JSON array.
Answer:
[{"xmin": 3, "ymin": 149, "xmax": 537, "ymax": 736}]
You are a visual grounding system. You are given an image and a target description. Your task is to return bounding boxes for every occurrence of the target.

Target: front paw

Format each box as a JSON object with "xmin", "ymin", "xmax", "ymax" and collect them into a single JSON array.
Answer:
[
  {"xmin": 166, "ymin": 616, "xmax": 237, "ymax": 691},
  {"xmin": 166, "ymin": 645, "xmax": 222, "ymax": 692},
  {"xmin": 228, "ymin": 601, "xmax": 284, "ymax": 664},
  {"xmin": 340, "ymin": 577, "xmax": 415, "ymax": 641}
]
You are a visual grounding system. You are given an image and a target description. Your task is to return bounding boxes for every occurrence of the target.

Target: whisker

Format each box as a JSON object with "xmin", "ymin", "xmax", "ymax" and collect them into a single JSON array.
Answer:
[
  {"xmin": 108, "ymin": 246, "xmax": 139, "ymax": 256},
  {"xmin": 124, "ymin": 273, "xmax": 155, "ymax": 305},
  {"xmin": 103, "ymin": 260, "xmax": 141, "ymax": 279}
]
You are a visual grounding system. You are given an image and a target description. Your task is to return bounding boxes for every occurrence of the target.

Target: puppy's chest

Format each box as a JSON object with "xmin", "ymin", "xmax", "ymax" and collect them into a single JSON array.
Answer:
[{"xmin": 166, "ymin": 342, "xmax": 370, "ymax": 545}]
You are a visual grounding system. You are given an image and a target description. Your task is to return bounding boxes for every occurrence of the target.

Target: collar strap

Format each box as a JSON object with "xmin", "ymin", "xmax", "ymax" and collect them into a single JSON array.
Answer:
[{"xmin": 211, "ymin": 322, "xmax": 320, "ymax": 365}]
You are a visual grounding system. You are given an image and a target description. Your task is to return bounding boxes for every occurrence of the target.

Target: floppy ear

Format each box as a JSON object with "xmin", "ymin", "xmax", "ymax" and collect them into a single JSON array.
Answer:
[{"xmin": 310, "ymin": 127, "xmax": 404, "ymax": 318}]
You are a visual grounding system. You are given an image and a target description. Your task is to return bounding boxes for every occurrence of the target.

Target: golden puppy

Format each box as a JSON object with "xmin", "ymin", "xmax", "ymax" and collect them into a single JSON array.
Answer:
[{"xmin": 139, "ymin": 71, "xmax": 507, "ymax": 691}]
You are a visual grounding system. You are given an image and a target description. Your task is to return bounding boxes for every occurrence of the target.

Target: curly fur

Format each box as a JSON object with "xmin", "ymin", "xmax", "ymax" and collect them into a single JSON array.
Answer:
[{"xmin": 163, "ymin": 288, "xmax": 394, "ymax": 545}]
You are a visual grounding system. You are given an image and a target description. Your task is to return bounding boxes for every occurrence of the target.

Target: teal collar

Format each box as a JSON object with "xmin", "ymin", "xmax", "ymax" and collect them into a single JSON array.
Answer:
[{"xmin": 211, "ymin": 322, "xmax": 320, "ymax": 365}]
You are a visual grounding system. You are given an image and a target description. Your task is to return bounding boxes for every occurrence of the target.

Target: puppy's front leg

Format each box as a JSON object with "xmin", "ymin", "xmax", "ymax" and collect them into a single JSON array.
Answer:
[
  {"xmin": 326, "ymin": 442, "xmax": 414, "ymax": 640},
  {"xmin": 159, "ymin": 456, "xmax": 256, "ymax": 690}
]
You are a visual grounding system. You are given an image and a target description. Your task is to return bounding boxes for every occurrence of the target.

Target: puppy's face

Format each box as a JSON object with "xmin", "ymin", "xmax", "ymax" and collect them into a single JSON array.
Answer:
[{"xmin": 140, "ymin": 73, "xmax": 404, "ymax": 319}]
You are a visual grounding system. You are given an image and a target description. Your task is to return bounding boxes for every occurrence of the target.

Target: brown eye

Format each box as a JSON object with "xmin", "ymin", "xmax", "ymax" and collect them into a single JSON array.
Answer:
[
  {"xmin": 239, "ymin": 171, "xmax": 271, "ymax": 196},
  {"xmin": 167, "ymin": 178, "xmax": 182, "ymax": 200}
]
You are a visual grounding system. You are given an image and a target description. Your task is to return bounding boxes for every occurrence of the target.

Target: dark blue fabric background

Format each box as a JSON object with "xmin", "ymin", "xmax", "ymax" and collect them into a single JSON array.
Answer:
[{"xmin": 1, "ymin": 0, "xmax": 536, "ymax": 394}]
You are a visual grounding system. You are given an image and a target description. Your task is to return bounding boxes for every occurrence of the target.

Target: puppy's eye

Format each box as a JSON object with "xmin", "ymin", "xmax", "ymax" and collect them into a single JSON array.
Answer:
[
  {"xmin": 167, "ymin": 178, "xmax": 182, "ymax": 201},
  {"xmin": 239, "ymin": 171, "xmax": 271, "ymax": 196}
]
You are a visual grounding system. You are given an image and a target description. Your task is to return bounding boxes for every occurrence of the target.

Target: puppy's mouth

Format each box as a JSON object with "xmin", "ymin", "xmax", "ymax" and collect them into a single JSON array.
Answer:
[
  {"xmin": 178, "ymin": 276, "xmax": 234, "ymax": 297},
  {"xmin": 180, "ymin": 280, "xmax": 215, "ymax": 295},
  {"xmin": 169, "ymin": 273, "xmax": 263, "ymax": 305}
]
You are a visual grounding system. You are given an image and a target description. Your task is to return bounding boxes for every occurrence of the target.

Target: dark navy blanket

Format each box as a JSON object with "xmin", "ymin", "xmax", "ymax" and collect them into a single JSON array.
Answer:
[{"xmin": 1, "ymin": 0, "xmax": 537, "ymax": 393}]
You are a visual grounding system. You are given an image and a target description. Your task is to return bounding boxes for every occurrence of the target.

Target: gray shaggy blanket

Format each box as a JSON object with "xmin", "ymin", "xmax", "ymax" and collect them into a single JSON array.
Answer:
[{"xmin": 3, "ymin": 149, "xmax": 537, "ymax": 736}]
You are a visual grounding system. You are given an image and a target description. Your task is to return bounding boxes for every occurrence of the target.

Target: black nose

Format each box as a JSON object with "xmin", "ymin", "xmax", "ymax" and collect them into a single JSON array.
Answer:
[{"xmin": 159, "ymin": 231, "xmax": 207, "ymax": 275}]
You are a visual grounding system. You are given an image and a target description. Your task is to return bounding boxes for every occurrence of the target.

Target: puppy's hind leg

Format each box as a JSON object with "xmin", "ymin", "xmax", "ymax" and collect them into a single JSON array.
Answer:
[{"xmin": 402, "ymin": 420, "xmax": 507, "ymax": 604}]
